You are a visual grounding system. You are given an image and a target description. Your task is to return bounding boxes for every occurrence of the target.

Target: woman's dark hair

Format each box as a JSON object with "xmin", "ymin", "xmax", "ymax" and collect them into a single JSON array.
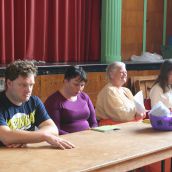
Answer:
[
  {"xmin": 64, "ymin": 66, "xmax": 87, "ymax": 82},
  {"xmin": 155, "ymin": 60, "xmax": 172, "ymax": 93}
]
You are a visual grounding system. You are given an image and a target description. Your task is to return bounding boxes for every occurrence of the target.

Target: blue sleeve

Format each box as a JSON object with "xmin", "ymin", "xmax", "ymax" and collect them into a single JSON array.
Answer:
[
  {"xmin": 0, "ymin": 113, "xmax": 7, "ymax": 126},
  {"xmin": 34, "ymin": 97, "xmax": 50, "ymax": 127},
  {"xmin": 0, "ymin": 93, "xmax": 7, "ymax": 126},
  {"xmin": 0, "ymin": 112, "xmax": 7, "ymax": 146}
]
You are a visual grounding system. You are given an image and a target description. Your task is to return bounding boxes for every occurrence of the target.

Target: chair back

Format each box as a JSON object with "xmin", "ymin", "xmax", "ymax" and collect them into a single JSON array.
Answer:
[{"xmin": 131, "ymin": 75, "xmax": 157, "ymax": 99}]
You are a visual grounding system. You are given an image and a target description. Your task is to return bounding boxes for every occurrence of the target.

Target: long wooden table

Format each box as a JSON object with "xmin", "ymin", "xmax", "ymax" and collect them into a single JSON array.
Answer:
[{"xmin": 1, "ymin": 122, "xmax": 172, "ymax": 172}]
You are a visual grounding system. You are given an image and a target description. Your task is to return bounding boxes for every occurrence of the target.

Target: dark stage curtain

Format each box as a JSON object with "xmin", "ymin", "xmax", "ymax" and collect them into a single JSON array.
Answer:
[{"xmin": 0, "ymin": 0, "xmax": 101, "ymax": 64}]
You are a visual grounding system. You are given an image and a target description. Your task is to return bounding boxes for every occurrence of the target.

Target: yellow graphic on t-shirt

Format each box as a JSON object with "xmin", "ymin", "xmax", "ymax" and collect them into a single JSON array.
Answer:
[{"xmin": 7, "ymin": 111, "xmax": 36, "ymax": 130}]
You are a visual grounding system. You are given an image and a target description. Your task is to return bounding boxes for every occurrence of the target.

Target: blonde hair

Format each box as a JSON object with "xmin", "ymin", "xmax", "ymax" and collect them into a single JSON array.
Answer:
[{"xmin": 106, "ymin": 62, "xmax": 126, "ymax": 80}]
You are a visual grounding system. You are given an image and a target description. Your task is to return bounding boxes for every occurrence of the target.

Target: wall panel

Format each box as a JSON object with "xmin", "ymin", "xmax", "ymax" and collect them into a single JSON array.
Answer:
[
  {"xmin": 33, "ymin": 70, "xmax": 160, "ymax": 106},
  {"xmin": 121, "ymin": 0, "xmax": 172, "ymax": 60}
]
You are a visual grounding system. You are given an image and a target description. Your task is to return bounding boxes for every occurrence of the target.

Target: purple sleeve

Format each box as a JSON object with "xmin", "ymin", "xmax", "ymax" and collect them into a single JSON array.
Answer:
[
  {"xmin": 44, "ymin": 94, "xmax": 69, "ymax": 135},
  {"xmin": 86, "ymin": 95, "xmax": 98, "ymax": 128}
]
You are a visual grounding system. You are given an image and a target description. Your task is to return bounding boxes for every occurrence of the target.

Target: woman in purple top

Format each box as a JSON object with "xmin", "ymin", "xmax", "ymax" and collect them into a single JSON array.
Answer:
[{"xmin": 44, "ymin": 66, "xmax": 98, "ymax": 135}]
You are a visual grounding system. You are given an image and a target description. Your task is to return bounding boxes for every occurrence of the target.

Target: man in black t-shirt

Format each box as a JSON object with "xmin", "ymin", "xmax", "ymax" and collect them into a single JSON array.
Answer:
[{"xmin": 0, "ymin": 60, "xmax": 75, "ymax": 149}]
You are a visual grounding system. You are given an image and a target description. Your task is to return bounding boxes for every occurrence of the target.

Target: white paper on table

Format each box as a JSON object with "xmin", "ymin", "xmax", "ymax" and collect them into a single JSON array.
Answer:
[
  {"xmin": 148, "ymin": 101, "xmax": 171, "ymax": 117},
  {"xmin": 133, "ymin": 91, "xmax": 146, "ymax": 114}
]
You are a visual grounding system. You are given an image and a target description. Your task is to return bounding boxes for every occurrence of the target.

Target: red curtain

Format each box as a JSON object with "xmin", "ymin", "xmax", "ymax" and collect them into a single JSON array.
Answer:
[{"xmin": 0, "ymin": 0, "xmax": 101, "ymax": 64}]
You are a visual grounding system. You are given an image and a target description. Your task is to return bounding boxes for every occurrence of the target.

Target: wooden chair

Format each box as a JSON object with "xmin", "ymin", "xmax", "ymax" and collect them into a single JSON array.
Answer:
[
  {"xmin": 131, "ymin": 75, "xmax": 158, "ymax": 99},
  {"xmin": 130, "ymin": 75, "xmax": 157, "ymax": 117}
]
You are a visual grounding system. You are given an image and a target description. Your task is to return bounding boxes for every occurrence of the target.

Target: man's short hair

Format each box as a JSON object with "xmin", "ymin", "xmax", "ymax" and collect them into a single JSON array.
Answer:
[{"xmin": 5, "ymin": 60, "xmax": 38, "ymax": 81}]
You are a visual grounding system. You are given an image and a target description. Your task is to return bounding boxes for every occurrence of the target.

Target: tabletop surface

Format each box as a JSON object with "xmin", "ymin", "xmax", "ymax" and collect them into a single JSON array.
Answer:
[{"xmin": 1, "ymin": 122, "xmax": 172, "ymax": 172}]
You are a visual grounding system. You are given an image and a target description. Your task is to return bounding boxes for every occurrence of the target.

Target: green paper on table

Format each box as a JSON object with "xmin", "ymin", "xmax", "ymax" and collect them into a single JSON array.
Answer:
[{"xmin": 91, "ymin": 125, "xmax": 120, "ymax": 132}]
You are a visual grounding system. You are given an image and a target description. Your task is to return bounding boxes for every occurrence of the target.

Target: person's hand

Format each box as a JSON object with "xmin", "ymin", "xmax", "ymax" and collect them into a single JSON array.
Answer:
[
  {"xmin": 6, "ymin": 144, "xmax": 26, "ymax": 148},
  {"xmin": 135, "ymin": 113, "xmax": 146, "ymax": 121},
  {"xmin": 142, "ymin": 112, "xmax": 147, "ymax": 119},
  {"xmin": 45, "ymin": 134, "xmax": 75, "ymax": 149}
]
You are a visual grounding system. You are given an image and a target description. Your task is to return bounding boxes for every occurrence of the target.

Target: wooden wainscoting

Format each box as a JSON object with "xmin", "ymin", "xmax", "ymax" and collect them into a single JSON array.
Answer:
[
  {"xmin": 32, "ymin": 70, "xmax": 160, "ymax": 106},
  {"xmin": 32, "ymin": 72, "xmax": 108, "ymax": 105},
  {"xmin": 32, "ymin": 74, "xmax": 64, "ymax": 103}
]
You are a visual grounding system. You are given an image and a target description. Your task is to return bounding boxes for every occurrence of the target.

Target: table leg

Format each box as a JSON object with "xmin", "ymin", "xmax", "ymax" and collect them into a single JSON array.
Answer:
[{"xmin": 161, "ymin": 160, "xmax": 165, "ymax": 172}]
